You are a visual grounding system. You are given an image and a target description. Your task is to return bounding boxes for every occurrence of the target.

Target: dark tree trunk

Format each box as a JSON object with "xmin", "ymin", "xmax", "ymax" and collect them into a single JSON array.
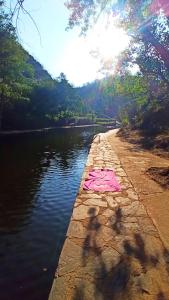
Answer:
[{"xmin": 0, "ymin": 91, "xmax": 4, "ymax": 132}]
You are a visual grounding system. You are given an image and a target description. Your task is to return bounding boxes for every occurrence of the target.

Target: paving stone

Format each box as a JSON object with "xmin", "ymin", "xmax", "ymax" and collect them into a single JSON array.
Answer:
[
  {"xmin": 67, "ymin": 221, "xmax": 87, "ymax": 239},
  {"xmin": 104, "ymin": 165, "xmax": 115, "ymax": 169},
  {"xmin": 73, "ymin": 205, "xmax": 100, "ymax": 220},
  {"xmin": 96, "ymin": 225, "xmax": 115, "ymax": 245},
  {"xmin": 117, "ymin": 172, "xmax": 127, "ymax": 177},
  {"xmin": 123, "ymin": 216, "xmax": 138, "ymax": 223},
  {"xmin": 115, "ymin": 196, "xmax": 131, "ymax": 206},
  {"xmin": 106, "ymin": 191, "xmax": 121, "ymax": 196},
  {"xmin": 74, "ymin": 280, "xmax": 96, "ymax": 300},
  {"xmin": 126, "ymin": 189, "xmax": 139, "ymax": 200},
  {"xmin": 86, "ymin": 162, "xmax": 93, "ymax": 166},
  {"xmin": 137, "ymin": 217, "xmax": 154, "ymax": 228},
  {"xmin": 121, "ymin": 201, "xmax": 140, "ymax": 216},
  {"xmin": 136, "ymin": 204, "xmax": 147, "ymax": 217},
  {"xmin": 49, "ymin": 131, "xmax": 169, "ymax": 300},
  {"xmin": 116, "ymin": 169, "xmax": 126, "ymax": 175},
  {"xmin": 80, "ymin": 194, "xmax": 102, "ymax": 199},
  {"xmin": 84, "ymin": 198, "xmax": 107, "ymax": 207},
  {"xmin": 139, "ymin": 273, "xmax": 154, "ymax": 294},
  {"xmin": 106, "ymin": 196, "xmax": 118, "ymax": 209},
  {"xmin": 99, "ymin": 247, "xmax": 121, "ymax": 272},
  {"xmin": 85, "ymin": 191, "xmax": 95, "ymax": 194},
  {"xmin": 49, "ymin": 276, "xmax": 68, "ymax": 300},
  {"xmin": 58, "ymin": 239, "xmax": 82, "ymax": 276},
  {"xmin": 102, "ymin": 208, "xmax": 114, "ymax": 217},
  {"xmin": 123, "ymin": 222, "xmax": 140, "ymax": 232},
  {"xmin": 121, "ymin": 183, "xmax": 133, "ymax": 189},
  {"xmin": 74, "ymin": 198, "xmax": 83, "ymax": 206}
]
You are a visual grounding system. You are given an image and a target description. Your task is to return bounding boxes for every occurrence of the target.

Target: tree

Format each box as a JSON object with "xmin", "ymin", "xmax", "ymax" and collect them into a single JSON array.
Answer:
[
  {"xmin": 0, "ymin": 4, "xmax": 33, "ymax": 130},
  {"xmin": 65, "ymin": 0, "xmax": 169, "ymax": 70}
]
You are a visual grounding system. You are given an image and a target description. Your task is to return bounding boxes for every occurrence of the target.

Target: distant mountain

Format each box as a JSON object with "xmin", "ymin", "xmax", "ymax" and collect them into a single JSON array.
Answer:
[
  {"xmin": 27, "ymin": 54, "xmax": 52, "ymax": 81},
  {"xmin": 76, "ymin": 80, "xmax": 130, "ymax": 118}
]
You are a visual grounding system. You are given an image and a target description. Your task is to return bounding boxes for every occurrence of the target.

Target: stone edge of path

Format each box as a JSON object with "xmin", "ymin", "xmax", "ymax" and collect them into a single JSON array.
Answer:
[{"xmin": 48, "ymin": 131, "xmax": 169, "ymax": 300}]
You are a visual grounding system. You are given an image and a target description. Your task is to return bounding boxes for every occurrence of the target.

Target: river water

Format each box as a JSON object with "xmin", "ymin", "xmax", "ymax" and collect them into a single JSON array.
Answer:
[{"xmin": 0, "ymin": 126, "xmax": 107, "ymax": 300}]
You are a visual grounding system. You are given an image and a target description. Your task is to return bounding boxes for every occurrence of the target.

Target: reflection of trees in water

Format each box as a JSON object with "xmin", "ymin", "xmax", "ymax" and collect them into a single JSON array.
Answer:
[
  {"xmin": 0, "ymin": 127, "xmax": 105, "ymax": 300},
  {"xmin": 0, "ymin": 138, "xmax": 47, "ymax": 233},
  {"xmin": 0, "ymin": 127, "xmax": 101, "ymax": 233},
  {"xmin": 74, "ymin": 206, "xmax": 169, "ymax": 300},
  {"xmin": 52, "ymin": 127, "xmax": 98, "ymax": 169}
]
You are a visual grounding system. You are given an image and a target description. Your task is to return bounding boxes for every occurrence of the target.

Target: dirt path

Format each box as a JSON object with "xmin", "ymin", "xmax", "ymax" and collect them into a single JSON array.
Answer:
[
  {"xmin": 107, "ymin": 129, "xmax": 169, "ymax": 249},
  {"xmin": 49, "ymin": 130, "xmax": 169, "ymax": 300}
]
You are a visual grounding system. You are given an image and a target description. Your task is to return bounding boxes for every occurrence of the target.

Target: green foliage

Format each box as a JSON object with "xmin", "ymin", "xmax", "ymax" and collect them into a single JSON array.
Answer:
[
  {"xmin": 0, "ymin": 6, "xmax": 88, "ymax": 130},
  {"xmin": 77, "ymin": 79, "xmax": 129, "ymax": 118},
  {"xmin": 1, "ymin": 0, "xmax": 169, "ymax": 133},
  {"xmin": 66, "ymin": 0, "xmax": 169, "ymax": 133},
  {"xmin": 0, "ymin": 6, "xmax": 34, "ymax": 129}
]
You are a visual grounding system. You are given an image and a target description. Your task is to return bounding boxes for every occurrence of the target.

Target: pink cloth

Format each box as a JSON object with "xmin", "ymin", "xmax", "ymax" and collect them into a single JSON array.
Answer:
[{"xmin": 83, "ymin": 169, "xmax": 121, "ymax": 192}]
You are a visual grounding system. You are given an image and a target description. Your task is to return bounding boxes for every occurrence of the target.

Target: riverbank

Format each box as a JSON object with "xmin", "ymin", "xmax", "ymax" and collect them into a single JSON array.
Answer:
[
  {"xmin": 49, "ymin": 129, "xmax": 169, "ymax": 300},
  {"xmin": 0, "ymin": 124, "xmax": 102, "ymax": 136},
  {"xmin": 0, "ymin": 126, "xmax": 108, "ymax": 300},
  {"xmin": 118, "ymin": 128, "xmax": 169, "ymax": 158},
  {"xmin": 107, "ymin": 129, "xmax": 169, "ymax": 248}
]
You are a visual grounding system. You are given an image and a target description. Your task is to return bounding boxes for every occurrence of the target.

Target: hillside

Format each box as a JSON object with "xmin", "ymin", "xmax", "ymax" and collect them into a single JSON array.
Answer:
[
  {"xmin": 27, "ymin": 54, "xmax": 52, "ymax": 81},
  {"xmin": 77, "ymin": 80, "xmax": 130, "ymax": 118}
]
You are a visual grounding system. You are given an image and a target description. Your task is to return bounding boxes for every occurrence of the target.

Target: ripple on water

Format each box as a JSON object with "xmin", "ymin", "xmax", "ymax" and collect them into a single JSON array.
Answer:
[{"xmin": 0, "ymin": 126, "xmax": 107, "ymax": 300}]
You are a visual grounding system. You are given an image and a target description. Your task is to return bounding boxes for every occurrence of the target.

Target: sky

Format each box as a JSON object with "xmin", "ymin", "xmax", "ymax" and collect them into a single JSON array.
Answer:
[{"xmin": 8, "ymin": 0, "xmax": 130, "ymax": 86}]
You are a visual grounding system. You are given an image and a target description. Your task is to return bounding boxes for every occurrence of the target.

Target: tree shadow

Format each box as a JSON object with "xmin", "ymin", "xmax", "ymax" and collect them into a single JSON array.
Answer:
[
  {"xmin": 123, "ymin": 233, "xmax": 159, "ymax": 271},
  {"xmin": 163, "ymin": 247, "xmax": 169, "ymax": 274},
  {"xmin": 157, "ymin": 291, "xmax": 167, "ymax": 300},
  {"xmin": 81, "ymin": 207, "xmax": 131, "ymax": 299},
  {"xmin": 79, "ymin": 207, "xmax": 166, "ymax": 300},
  {"xmin": 94, "ymin": 255, "xmax": 130, "ymax": 300},
  {"xmin": 124, "ymin": 234, "xmax": 148, "ymax": 267},
  {"xmin": 112, "ymin": 207, "xmax": 123, "ymax": 235},
  {"xmin": 73, "ymin": 283, "xmax": 85, "ymax": 300}
]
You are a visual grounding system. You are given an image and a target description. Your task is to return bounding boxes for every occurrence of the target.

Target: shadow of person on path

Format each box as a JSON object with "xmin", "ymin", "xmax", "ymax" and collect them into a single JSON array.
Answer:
[{"xmin": 82, "ymin": 207, "xmax": 101, "ymax": 267}]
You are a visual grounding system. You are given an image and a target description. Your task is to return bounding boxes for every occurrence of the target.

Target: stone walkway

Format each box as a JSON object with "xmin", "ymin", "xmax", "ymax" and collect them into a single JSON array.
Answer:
[{"xmin": 49, "ymin": 132, "xmax": 169, "ymax": 300}]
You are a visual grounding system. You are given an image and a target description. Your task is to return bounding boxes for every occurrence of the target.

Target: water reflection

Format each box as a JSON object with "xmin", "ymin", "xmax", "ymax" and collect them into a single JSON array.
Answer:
[{"xmin": 0, "ymin": 126, "xmax": 105, "ymax": 300}]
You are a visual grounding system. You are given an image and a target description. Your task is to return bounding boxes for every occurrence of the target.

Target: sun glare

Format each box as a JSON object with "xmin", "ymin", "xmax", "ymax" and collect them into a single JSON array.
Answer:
[
  {"xmin": 59, "ymin": 15, "xmax": 130, "ymax": 86},
  {"xmin": 89, "ymin": 16, "xmax": 130, "ymax": 60}
]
